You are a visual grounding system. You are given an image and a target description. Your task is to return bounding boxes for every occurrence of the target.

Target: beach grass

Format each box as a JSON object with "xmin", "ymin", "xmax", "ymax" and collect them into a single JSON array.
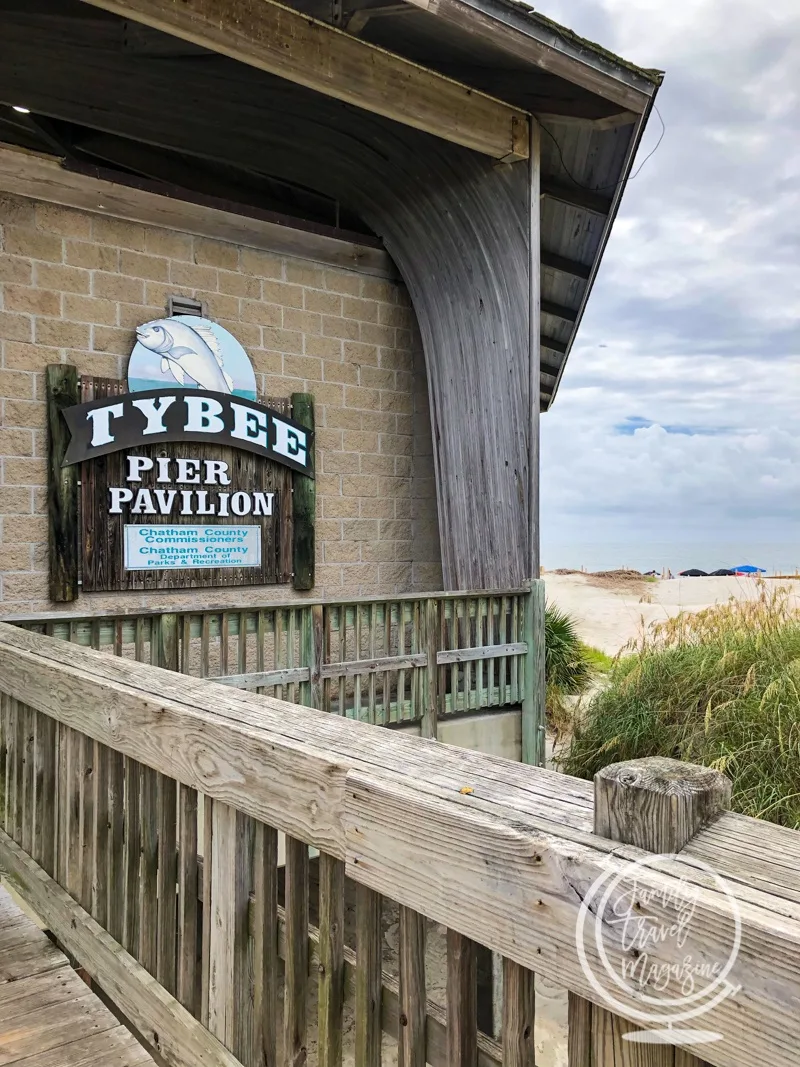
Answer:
[
  {"xmin": 559, "ymin": 582, "xmax": 800, "ymax": 828},
  {"xmin": 580, "ymin": 645, "xmax": 615, "ymax": 674}
]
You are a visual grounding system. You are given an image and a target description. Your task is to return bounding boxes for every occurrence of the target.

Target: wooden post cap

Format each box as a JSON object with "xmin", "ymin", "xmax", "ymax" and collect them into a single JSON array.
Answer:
[{"xmin": 594, "ymin": 756, "xmax": 731, "ymax": 854}]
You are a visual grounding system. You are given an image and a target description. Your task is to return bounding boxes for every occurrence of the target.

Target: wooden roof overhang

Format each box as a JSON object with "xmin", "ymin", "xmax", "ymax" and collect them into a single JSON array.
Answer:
[{"xmin": 0, "ymin": 0, "xmax": 661, "ymax": 588}]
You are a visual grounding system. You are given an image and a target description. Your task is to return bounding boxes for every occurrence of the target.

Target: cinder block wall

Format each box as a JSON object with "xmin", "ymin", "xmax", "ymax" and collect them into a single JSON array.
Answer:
[{"xmin": 0, "ymin": 194, "xmax": 442, "ymax": 614}]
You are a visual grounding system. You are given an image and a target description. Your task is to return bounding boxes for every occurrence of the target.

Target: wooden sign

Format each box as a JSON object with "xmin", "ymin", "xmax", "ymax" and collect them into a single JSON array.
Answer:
[
  {"xmin": 46, "ymin": 315, "xmax": 315, "ymax": 601},
  {"xmin": 61, "ymin": 388, "xmax": 311, "ymax": 473}
]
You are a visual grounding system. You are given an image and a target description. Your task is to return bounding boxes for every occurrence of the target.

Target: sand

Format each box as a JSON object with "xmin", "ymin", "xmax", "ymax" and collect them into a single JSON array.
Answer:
[{"xmin": 542, "ymin": 572, "xmax": 800, "ymax": 656}]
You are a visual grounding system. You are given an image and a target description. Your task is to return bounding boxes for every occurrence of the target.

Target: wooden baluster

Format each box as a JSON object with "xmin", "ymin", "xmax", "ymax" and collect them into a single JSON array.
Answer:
[
  {"xmin": 157, "ymin": 773, "xmax": 178, "ymax": 995},
  {"xmin": 76, "ymin": 732, "xmax": 94, "ymax": 913},
  {"xmin": 134, "ymin": 617, "xmax": 145, "ymax": 662},
  {"xmin": 410, "ymin": 600, "xmax": 421, "ymax": 724},
  {"xmin": 498, "ymin": 597, "xmax": 509, "ymax": 706},
  {"xmin": 509, "ymin": 597, "xmax": 519, "ymax": 704},
  {"xmin": 55, "ymin": 722, "xmax": 67, "ymax": 887},
  {"xmin": 107, "ymin": 747, "xmax": 125, "ymax": 942},
  {"xmin": 205, "ymin": 800, "xmax": 256, "ymax": 1062},
  {"xmin": 522, "ymin": 582, "xmax": 545, "ymax": 767},
  {"xmin": 123, "ymin": 756, "xmax": 141, "ymax": 955},
  {"xmin": 201, "ymin": 795, "xmax": 213, "ymax": 1028},
  {"xmin": 9, "ymin": 698, "xmax": 22, "ymax": 844},
  {"xmin": 475, "ymin": 598, "xmax": 484, "ymax": 709},
  {"xmin": 298, "ymin": 607, "xmax": 312, "ymax": 707},
  {"xmin": 381, "ymin": 603, "xmax": 391, "ymax": 724},
  {"xmin": 450, "ymin": 603, "xmax": 459, "ymax": 715},
  {"xmin": 104, "ymin": 620, "xmax": 126, "ymax": 942},
  {"xmin": 235, "ymin": 815, "xmax": 257, "ymax": 1066},
  {"xmin": 464, "ymin": 599, "xmax": 474, "ymax": 712},
  {"xmin": 487, "ymin": 598, "xmax": 497, "ymax": 706},
  {"xmin": 288, "ymin": 608, "xmax": 297, "ymax": 705},
  {"xmin": 318, "ymin": 853, "xmax": 345, "ymax": 1067},
  {"xmin": 447, "ymin": 930, "xmax": 477, "ymax": 1067},
  {"xmin": 238, "ymin": 610, "xmax": 248, "ymax": 676},
  {"xmin": 139, "ymin": 765, "xmax": 158, "ymax": 973},
  {"xmin": 201, "ymin": 614, "xmax": 211, "ymax": 677},
  {"xmin": 63, "ymin": 726, "xmax": 82, "ymax": 900},
  {"xmin": 339, "ymin": 604, "xmax": 348, "ymax": 718},
  {"xmin": 254, "ymin": 821, "xmax": 279, "ymax": 1067},
  {"xmin": 502, "ymin": 958, "xmax": 535, "ymax": 1067},
  {"xmin": 220, "ymin": 612, "xmax": 230, "ymax": 677},
  {"xmin": 20, "ymin": 702, "xmax": 34, "ymax": 857},
  {"xmin": 83, "ymin": 621, "xmax": 106, "ymax": 924},
  {"xmin": 284, "ymin": 835, "xmax": 310, "ymax": 1067},
  {"xmin": 32, "ymin": 708, "xmax": 56, "ymax": 875},
  {"xmin": 177, "ymin": 784, "xmax": 199, "ymax": 1016},
  {"xmin": 467, "ymin": 599, "xmax": 477, "ymax": 711},
  {"xmin": 398, "ymin": 905, "xmax": 426, "ymax": 1067},
  {"xmin": 319, "ymin": 605, "xmax": 331, "ymax": 714},
  {"xmin": 310, "ymin": 604, "xmax": 323, "ymax": 711},
  {"xmin": 396, "ymin": 603, "xmax": 405, "ymax": 723},
  {"xmin": 92, "ymin": 739, "xmax": 109, "ymax": 926},
  {"xmin": 273, "ymin": 609, "xmax": 283, "ymax": 701},
  {"xmin": 256, "ymin": 610, "xmax": 266, "ymax": 695},
  {"xmin": 355, "ymin": 884, "xmax": 382, "ymax": 1067},
  {"xmin": 6, "ymin": 698, "xmax": 18, "ymax": 839},
  {"xmin": 367, "ymin": 603, "xmax": 377, "ymax": 725},
  {"xmin": 354, "ymin": 605, "xmax": 364, "ymax": 721}
]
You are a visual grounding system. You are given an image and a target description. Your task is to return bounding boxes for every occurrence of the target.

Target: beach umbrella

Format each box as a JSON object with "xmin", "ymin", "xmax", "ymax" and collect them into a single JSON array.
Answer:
[
  {"xmin": 732, "ymin": 565, "xmax": 766, "ymax": 574},
  {"xmin": 710, "ymin": 569, "xmax": 735, "ymax": 576},
  {"xmin": 679, "ymin": 569, "xmax": 708, "ymax": 577}
]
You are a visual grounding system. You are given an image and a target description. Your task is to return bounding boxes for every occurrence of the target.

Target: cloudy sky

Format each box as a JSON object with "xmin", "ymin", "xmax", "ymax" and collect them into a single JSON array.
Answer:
[{"xmin": 538, "ymin": 0, "xmax": 800, "ymax": 564}]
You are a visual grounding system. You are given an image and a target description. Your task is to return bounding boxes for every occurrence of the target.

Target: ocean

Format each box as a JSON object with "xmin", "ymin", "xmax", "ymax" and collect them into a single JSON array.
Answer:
[{"xmin": 540, "ymin": 542, "xmax": 800, "ymax": 576}]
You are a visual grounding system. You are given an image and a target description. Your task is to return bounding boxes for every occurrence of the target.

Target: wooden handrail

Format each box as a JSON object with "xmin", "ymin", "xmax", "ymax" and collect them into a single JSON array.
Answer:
[
  {"xmin": 1, "ymin": 622, "xmax": 800, "ymax": 1067},
  {"xmin": 9, "ymin": 584, "xmax": 547, "ymax": 757},
  {"xmin": 4, "ymin": 586, "xmax": 533, "ymax": 627}
]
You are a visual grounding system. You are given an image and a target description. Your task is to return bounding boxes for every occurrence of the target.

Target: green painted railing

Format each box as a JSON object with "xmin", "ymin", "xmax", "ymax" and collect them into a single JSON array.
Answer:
[{"xmin": 10, "ymin": 583, "xmax": 545, "ymax": 763}]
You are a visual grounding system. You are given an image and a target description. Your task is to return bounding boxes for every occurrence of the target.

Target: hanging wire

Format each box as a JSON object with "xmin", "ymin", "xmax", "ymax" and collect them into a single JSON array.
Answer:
[{"xmin": 539, "ymin": 105, "xmax": 666, "ymax": 194}]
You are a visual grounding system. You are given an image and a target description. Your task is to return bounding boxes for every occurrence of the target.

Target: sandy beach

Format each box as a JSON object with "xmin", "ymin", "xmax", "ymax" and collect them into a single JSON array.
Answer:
[{"xmin": 542, "ymin": 572, "xmax": 800, "ymax": 656}]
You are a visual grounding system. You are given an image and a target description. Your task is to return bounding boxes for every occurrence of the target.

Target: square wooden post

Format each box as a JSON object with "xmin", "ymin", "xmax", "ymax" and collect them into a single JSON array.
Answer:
[{"xmin": 569, "ymin": 757, "xmax": 731, "ymax": 1067}]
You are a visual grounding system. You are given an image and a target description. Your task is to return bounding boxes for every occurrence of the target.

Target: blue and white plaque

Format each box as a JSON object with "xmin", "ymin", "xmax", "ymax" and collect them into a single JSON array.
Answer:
[{"xmin": 123, "ymin": 525, "xmax": 262, "ymax": 570}]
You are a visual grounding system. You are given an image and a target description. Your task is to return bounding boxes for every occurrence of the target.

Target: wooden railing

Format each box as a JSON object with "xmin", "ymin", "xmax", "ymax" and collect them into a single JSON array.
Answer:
[
  {"xmin": 1, "ymin": 622, "xmax": 798, "ymax": 1067},
  {"xmin": 10, "ymin": 584, "xmax": 545, "ymax": 763}
]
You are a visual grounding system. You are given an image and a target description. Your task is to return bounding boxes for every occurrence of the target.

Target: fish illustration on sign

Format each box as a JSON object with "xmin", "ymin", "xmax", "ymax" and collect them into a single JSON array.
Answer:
[{"xmin": 135, "ymin": 318, "xmax": 235, "ymax": 393}]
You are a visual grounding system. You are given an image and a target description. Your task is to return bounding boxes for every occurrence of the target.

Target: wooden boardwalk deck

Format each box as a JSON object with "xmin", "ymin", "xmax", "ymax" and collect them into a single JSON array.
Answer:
[{"xmin": 0, "ymin": 888, "xmax": 154, "ymax": 1067}]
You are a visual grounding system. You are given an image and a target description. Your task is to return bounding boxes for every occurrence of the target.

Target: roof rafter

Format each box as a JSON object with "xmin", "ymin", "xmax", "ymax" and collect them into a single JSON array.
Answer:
[
  {"xmin": 540, "ymin": 249, "xmax": 591, "ymax": 281},
  {"xmin": 77, "ymin": 0, "xmax": 530, "ymax": 161},
  {"xmin": 541, "ymin": 335, "xmax": 568, "ymax": 355},
  {"xmin": 540, "ymin": 298, "xmax": 577, "ymax": 324},
  {"xmin": 541, "ymin": 177, "xmax": 613, "ymax": 216}
]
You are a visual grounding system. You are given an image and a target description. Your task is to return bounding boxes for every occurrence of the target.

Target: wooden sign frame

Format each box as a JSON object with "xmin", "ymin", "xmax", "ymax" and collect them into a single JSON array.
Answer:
[{"xmin": 46, "ymin": 364, "xmax": 315, "ymax": 601}]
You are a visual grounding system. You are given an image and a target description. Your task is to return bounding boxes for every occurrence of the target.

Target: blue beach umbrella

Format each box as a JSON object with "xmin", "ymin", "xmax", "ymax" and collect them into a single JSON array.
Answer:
[{"xmin": 732, "ymin": 565, "xmax": 766, "ymax": 574}]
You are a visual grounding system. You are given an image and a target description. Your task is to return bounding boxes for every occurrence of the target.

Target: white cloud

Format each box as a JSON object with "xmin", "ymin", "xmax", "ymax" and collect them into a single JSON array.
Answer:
[{"xmin": 538, "ymin": 0, "xmax": 800, "ymax": 555}]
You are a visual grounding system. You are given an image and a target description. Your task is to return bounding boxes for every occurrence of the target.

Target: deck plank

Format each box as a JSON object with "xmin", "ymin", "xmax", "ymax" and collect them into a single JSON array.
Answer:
[{"xmin": 0, "ymin": 887, "xmax": 154, "ymax": 1067}]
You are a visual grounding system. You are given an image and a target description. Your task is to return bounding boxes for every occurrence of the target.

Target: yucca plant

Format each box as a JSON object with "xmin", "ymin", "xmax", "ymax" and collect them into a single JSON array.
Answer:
[
  {"xmin": 545, "ymin": 605, "xmax": 593, "ymax": 694},
  {"xmin": 545, "ymin": 605, "xmax": 595, "ymax": 729}
]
